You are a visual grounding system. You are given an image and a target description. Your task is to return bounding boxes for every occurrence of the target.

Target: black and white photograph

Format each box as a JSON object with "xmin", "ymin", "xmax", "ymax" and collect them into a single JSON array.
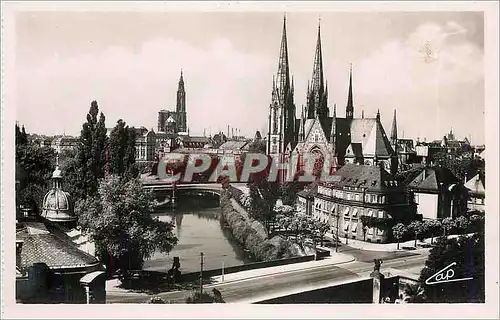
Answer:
[{"xmin": 1, "ymin": 1, "xmax": 498, "ymax": 319}]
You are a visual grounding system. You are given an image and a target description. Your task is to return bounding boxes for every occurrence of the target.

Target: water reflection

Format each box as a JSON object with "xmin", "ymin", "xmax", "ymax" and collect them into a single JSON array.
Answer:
[{"xmin": 143, "ymin": 194, "xmax": 254, "ymax": 274}]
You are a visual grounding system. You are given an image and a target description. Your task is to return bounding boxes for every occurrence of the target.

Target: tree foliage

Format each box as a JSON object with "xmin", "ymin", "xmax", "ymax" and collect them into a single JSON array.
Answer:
[
  {"xmin": 418, "ymin": 233, "xmax": 485, "ymax": 303},
  {"xmin": 392, "ymin": 223, "xmax": 407, "ymax": 249},
  {"xmin": 76, "ymin": 175, "xmax": 178, "ymax": 274},
  {"xmin": 75, "ymin": 100, "xmax": 109, "ymax": 198},
  {"xmin": 109, "ymin": 119, "xmax": 138, "ymax": 179},
  {"xmin": 432, "ymin": 151, "xmax": 484, "ymax": 182},
  {"xmin": 15, "ymin": 126, "xmax": 57, "ymax": 213}
]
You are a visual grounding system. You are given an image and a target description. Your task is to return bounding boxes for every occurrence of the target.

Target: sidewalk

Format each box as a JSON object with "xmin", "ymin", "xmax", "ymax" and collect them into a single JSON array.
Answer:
[
  {"xmin": 210, "ymin": 251, "xmax": 355, "ymax": 284},
  {"xmin": 325, "ymin": 232, "xmax": 474, "ymax": 252}
]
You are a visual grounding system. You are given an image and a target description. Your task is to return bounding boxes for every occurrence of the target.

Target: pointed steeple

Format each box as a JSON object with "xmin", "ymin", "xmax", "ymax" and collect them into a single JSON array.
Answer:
[
  {"xmin": 311, "ymin": 20, "xmax": 324, "ymax": 94},
  {"xmin": 276, "ymin": 14, "xmax": 290, "ymax": 96},
  {"xmin": 330, "ymin": 104, "xmax": 337, "ymax": 148},
  {"xmin": 178, "ymin": 69, "xmax": 185, "ymax": 91},
  {"xmin": 390, "ymin": 109, "xmax": 398, "ymax": 146},
  {"xmin": 346, "ymin": 63, "xmax": 354, "ymax": 120},
  {"xmin": 376, "ymin": 109, "xmax": 380, "ymax": 120}
]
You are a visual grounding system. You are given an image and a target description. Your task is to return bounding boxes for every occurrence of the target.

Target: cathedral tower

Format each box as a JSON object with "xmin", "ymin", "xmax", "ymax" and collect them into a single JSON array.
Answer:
[
  {"xmin": 267, "ymin": 15, "xmax": 295, "ymax": 156},
  {"xmin": 176, "ymin": 70, "xmax": 187, "ymax": 133}
]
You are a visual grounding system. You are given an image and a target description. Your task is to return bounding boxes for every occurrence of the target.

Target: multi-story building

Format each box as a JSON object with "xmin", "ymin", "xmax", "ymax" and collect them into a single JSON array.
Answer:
[
  {"xmin": 407, "ymin": 166, "xmax": 463, "ymax": 220},
  {"xmin": 134, "ymin": 127, "xmax": 156, "ymax": 161},
  {"xmin": 308, "ymin": 164, "xmax": 416, "ymax": 243},
  {"xmin": 50, "ymin": 136, "xmax": 80, "ymax": 153}
]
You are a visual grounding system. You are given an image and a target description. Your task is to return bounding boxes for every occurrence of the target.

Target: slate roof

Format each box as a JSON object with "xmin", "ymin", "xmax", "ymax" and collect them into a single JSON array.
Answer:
[
  {"xmin": 297, "ymin": 182, "xmax": 318, "ymax": 198},
  {"xmin": 407, "ymin": 166, "xmax": 460, "ymax": 192},
  {"xmin": 16, "ymin": 222, "xmax": 100, "ymax": 270},
  {"xmin": 323, "ymin": 163, "xmax": 400, "ymax": 192},
  {"xmin": 219, "ymin": 141, "xmax": 250, "ymax": 150},
  {"xmin": 465, "ymin": 173, "xmax": 485, "ymax": 196},
  {"xmin": 178, "ymin": 136, "xmax": 210, "ymax": 144}
]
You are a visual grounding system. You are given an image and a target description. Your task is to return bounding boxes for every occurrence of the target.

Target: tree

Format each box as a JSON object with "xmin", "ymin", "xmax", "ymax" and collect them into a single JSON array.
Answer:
[
  {"xmin": 280, "ymin": 180, "xmax": 300, "ymax": 205},
  {"xmin": 314, "ymin": 220, "xmax": 330, "ymax": 246},
  {"xmin": 424, "ymin": 219, "xmax": 442, "ymax": 244},
  {"xmin": 418, "ymin": 233, "xmax": 485, "ymax": 303},
  {"xmin": 15, "ymin": 123, "xmax": 28, "ymax": 146},
  {"xmin": 392, "ymin": 223, "xmax": 407, "ymax": 250},
  {"xmin": 16, "ymin": 141, "xmax": 57, "ymax": 213},
  {"xmin": 76, "ymin": 175, "xmax": 178, "ymax": 275},
  {"xmin": 403, "ymin": 283, "xmax": 426, "ymax": 303},
  {"xmin": 408, "ymin": 221, "xmax": 424, "ymax": 247},
  {"xmin": 109, "ymin": 120, "xmax": 137, "ymax": 179},
  {"xmin": 441, "ymin": 217, "xmax": 455, "ymax": 236},
  {"xmin": 455, "ymin": 216, "xmax": 470, "ymax": 234},
  {"xmin": 75, "ymin": 100, "xmax": 109, "ymax": 198}
]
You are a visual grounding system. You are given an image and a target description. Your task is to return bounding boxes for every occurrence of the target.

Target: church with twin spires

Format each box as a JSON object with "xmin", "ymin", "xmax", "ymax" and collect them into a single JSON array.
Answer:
[{"xmin": 267, "ymin": 17, "xmax": 399, "ymax": 176}]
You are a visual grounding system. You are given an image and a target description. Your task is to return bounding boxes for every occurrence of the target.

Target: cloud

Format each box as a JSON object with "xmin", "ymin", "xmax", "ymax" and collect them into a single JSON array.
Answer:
[
  {"xmin": 17, "ymin": 36, "xmax": 276, "ymax": 137},
  {"xmin": 347, "ymin": 21, "xmax": 484, "ymax": 143}
]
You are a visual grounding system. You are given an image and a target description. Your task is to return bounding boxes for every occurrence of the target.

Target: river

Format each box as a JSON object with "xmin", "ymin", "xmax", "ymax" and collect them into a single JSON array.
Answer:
[{"xmin": 142, "ymin": 193, "xmax": 254, "ymax": 274}]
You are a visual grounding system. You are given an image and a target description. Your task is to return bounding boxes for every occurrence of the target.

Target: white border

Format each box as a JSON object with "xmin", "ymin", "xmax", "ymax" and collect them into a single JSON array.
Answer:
[{"xmin": 2, "ymin": 1, "xmax": 499, "ymax": 319}]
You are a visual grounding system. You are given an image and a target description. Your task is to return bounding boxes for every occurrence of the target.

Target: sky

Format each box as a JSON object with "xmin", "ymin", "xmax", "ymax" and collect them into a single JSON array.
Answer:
[{"xmin": 15, "ymin": 11, "xmax": 485, "ymax": 144}]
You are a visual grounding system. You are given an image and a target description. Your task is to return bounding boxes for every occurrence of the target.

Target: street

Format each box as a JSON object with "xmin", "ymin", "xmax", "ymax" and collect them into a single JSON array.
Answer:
[{"xmin": 106, "ymin": 250, "xmax": 429, "ymax": 304}]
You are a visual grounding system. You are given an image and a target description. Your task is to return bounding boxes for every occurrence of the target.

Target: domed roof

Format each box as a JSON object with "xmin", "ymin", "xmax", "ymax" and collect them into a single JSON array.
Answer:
[
  {"xmin": 41, "ymin": 189, "xmax": 75, "ymax": 222},
  {"xmin": 41, "ymin": 157, "xmax": 76, "ymax": 223}
]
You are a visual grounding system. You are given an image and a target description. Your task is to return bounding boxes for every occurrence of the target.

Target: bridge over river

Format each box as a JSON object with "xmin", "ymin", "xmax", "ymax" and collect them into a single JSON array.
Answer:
[{"xmin": 140, "ymin": 176, "xmax": 253, "ymax": 274}]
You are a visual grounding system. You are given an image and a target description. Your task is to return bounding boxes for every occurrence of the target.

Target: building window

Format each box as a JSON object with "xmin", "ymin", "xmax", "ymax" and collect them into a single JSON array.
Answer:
[
  {"xmin": 355, "ymin": 194, "xmax": 360, "ymax": 201},
  {"xmin": 371, "ymin": 195, "xmax": 376, "ymax": 203},
  {"xmin": 365, "ymin": 194, "xmax": 370, "ymax": 202},
  {"xmin": 351, "ymin": 222, "xmax": 358, "ymax": 233},
  {"xmin": 344, "ymin": 220, "xmax": 350, "ymax": 232},
  {"xmin": 352, "ymin": 208, "xmax": 358, "ymax": 217},
  {"xmin": 377, "ymin": 228, "xmax": 384, "ymax": 236},
  {"xmin": 343, "ymin": 207, "xmax": 350, "ymax": 217},
  {"xmin": 368, "ymin": 227, "xmax": 374, "ymax": 235},
  {"xmin": 367, "ymin": 210, "xmax": 373, "ymax": 217},
  {"xmin": 378, "ymin": 211, "xmax": 384, "ymax": 218}
]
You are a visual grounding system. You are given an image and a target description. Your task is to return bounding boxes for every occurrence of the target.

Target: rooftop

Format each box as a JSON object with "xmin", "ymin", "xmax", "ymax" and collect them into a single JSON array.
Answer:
[{"xmin": 16, "ymin": 222, "xmax": 100, "ymax": 271}]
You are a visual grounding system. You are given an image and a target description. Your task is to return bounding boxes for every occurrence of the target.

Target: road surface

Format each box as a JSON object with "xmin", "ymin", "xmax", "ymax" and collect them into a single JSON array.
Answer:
[{"xmin": 107, "ymin": 251, "xmax": 428, "ymax": 304}]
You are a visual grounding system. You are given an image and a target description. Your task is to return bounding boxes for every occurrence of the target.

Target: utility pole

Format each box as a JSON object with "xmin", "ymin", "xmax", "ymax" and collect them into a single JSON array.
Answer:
[
  {"xmin": 199, "ymin": 252, "xmax": 204, "ymax": 296},
  {"xmin": 335, "ymin": 204, "xmax": 340, "ymax": 253}
]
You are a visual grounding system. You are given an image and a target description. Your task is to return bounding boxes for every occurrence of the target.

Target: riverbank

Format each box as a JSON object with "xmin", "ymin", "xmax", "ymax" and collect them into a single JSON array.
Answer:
[{"xmin": 220, "ymin": 190, "xmax": 304, "ymax": 262}]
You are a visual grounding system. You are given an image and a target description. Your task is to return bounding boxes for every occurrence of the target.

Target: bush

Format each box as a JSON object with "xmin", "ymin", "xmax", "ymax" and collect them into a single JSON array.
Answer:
[{"xmin": 219, "ymin": 190, "xmax": 302, "ymax": 261}]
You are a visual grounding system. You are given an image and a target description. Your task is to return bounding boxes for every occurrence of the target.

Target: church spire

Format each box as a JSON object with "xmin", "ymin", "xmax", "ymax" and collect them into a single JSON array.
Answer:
[
  {"xmin": 176, "ymin": 69, "xmax": 187, "ymax": 132},
  {"xmin": 311, "ymin": 20, "xmax": 324, "ymax": 98},
  {"xmin": 178, "ymin": 69, "xmax": 185, "ymax": 91},
  {"xmin": 276, "ymin": 14, "xmax": 290, "ymax": 96},
  {"xmin": 330, "ymin": 104, "xmax": 337, "ymax": 152},
  {"xmin": 390, "ymin": 109, "xmax": 398, "ymax": 146},
  {"xmin": 307, "ymin": 19, "xmax": 327, "ymax": 120},
  {"xmin": 346, "ymin": 63, "xmax": 354, "ymax": 120}
]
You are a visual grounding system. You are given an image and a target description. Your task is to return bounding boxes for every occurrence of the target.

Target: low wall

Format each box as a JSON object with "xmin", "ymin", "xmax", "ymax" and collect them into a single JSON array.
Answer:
[
  {"xmin": 256, "ymin": 276, "xmax": 403, "ymax": 304},
  {"xmin": 180, "ymin": 254, "xmax": 316, "ymax": 282}
]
